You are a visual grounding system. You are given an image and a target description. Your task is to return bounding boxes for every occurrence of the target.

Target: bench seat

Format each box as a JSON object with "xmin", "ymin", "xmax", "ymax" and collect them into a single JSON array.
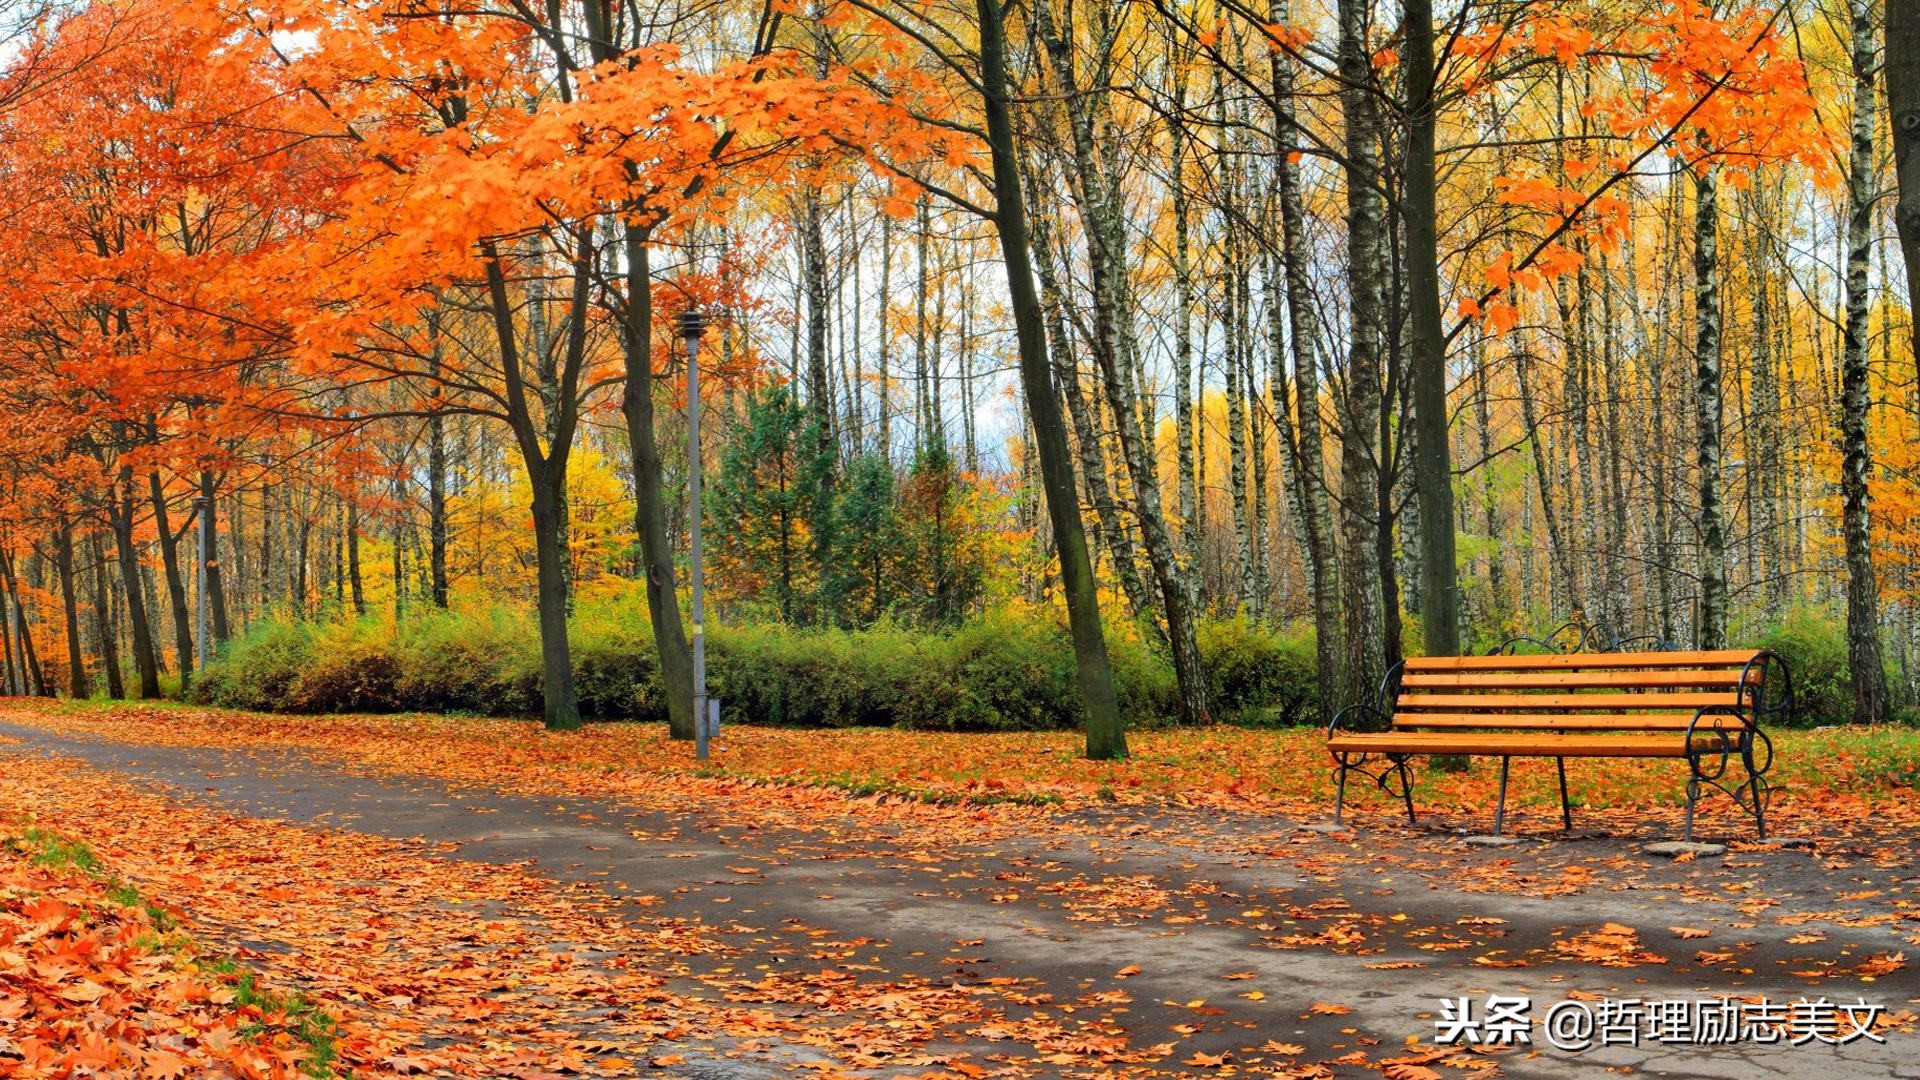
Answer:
[
  {"xmin": 1327, "ymin": 731, "xmax": 1712, "ymax": 758},
  {"xmin": 1325, "ymin": 647, "xmax": 1788, "ymax": 839}
]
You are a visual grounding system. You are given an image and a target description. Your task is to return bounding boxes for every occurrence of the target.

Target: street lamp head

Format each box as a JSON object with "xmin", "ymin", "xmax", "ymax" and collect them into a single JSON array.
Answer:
[{"xmin": 677, "ymin": 308, "xmax": 708, "ymax": 349}]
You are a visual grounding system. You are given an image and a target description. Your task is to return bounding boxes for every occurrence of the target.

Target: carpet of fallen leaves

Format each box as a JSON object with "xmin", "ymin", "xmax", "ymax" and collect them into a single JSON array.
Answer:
[
  {"xmin": 0, "ymin": 822, "xmax": 327, "ymax": 1078},
  {"xmin": 0, "ymin": 752, "xmax": 1057, "ymax": 1078},
  {"xmin": 14, "ymin": 700, "xmax": 1919, "ymax": 838},
  {"xmin": 0, "ymin": 701, "xmax": 1915, "ymax": 1079}
]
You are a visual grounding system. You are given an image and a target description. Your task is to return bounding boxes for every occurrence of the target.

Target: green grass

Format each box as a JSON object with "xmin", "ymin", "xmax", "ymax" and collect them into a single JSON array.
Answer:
[
  {"xmin": 19, "ymin": 826, "xmax": 104, "ymax": 875},
  {"xmin": 228, "ymin": 969, "xmax": 339, "ymax": 1077}
]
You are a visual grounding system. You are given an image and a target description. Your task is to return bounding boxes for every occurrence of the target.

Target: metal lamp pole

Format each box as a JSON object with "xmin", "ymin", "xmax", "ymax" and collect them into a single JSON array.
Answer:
[{"xmin": 678, "ymin": 309, "xmax": 714, "ymax": 761}]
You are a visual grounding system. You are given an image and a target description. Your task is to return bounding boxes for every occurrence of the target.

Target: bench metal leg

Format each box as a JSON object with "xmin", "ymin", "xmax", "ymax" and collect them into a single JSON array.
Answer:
[
  {"xmin": 1333, "ymin": 764, "xmax": 1348, "ymax": 824},
  {"xmin": 1396, "ymin": 758, "xmax": 1416, "ymax": 825},
  {"xmin": 1683, "ymin": 778, "xmax": 1699, "ymax": 842},
  {"xmin": 1556, "ymin": 757, "xmax": 1572, "ymax": 831},
  {"xmin": 1493, "ymin": 756, "xmax": 1511, "ymax": 836},
  {"xmin": 1743, "ymin": 743, "xmax": 1767, "ymax": 841}
]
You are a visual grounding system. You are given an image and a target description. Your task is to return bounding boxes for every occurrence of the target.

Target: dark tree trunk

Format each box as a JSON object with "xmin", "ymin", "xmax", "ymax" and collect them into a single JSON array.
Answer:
[
  {"xmin": 978, "ymin": 0, "xmax": 1127, "ymax": 759},
  {"xmin": 428, "ymin": 318, "xmax": 451, "ymax": 608},
  {"xmin": 53, "ymin": 528, "xmax": 88, "ymax": 698},
  {"xmin": 89, "ymin": 531, "xmax": 124, "ymax": 699},
  {"xmin": 1, "ymin": 578, "xmax": 16, "ymax": 695},
  {"xmin": 147, "ymin": 467, "xmax": 194, "ymax": 687},
  {"xmin": 482, "ymin": 242, "xmax": 585, "ymax": 730},
  {"xmin": 1335, "ymin": 0, "xmax": 1388, "ymax": 706},
  {"xmin": 347, "ymin": 499, "xmax": 366, "ymax": 616},
  {"xmin": 620, "ymin": 230, "xmax": 698, "ymax": 739},
  {"xmin": 1693, "ymin": 168, "xmax": 1728, "ymax": 649},
  {"xmin": 529, "ymin": 468, "xmax": 580, "ymax": 729},
  {"xmin": 110, "ymin": 465, "xmax": 161, "ymax": 698},
  {"xmin": 1403, "ymin": 0, "xmax": 1460, "ymax": 656},
  {"xmin": 1893, "ymin": 0, "xmax": 1920, "ymax": 415},
  {"xmin": 200, "ymin": 473, "xmax": 229, "ymax": 645},
  {"xmin": 1, "ymin": 551, "xmax": 47, "ymax": 697}
]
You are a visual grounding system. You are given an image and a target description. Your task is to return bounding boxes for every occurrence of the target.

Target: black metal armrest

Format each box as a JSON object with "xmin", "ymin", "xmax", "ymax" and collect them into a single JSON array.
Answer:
[{"xmin": 1328, "ymin": 702, "xmax": 1388, "ymax": 739}]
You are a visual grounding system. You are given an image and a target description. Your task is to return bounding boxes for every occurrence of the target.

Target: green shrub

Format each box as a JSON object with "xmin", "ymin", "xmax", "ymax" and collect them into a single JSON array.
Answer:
[
  {"xmin": 393, "ymin": 607, "xmax": 540, "ymax": 714},
  {"xmin": 290, "ymin": 619, "xmax": 400, "ymax": 713},
  {"xmin": 570, "ymin": 593, "xmax": 666, "ymax": 720},
  {"xmin": 940, "ymin": 614, "xmax": 1077, "ymax": 731},
  {"xmin": 710, "ymin": 623, "xmax": 876, "ymax": 728},
  {"xmin": 192, "ymin": 616, "xmax": 315, "ymax": 711},
  {"xmin": 1755, "ymin": 608, "xmax": 1853, "ymax": 727},
  {"xmin": 1197, "ymin": 616, "xmax": 1317, "ymax": 727}
]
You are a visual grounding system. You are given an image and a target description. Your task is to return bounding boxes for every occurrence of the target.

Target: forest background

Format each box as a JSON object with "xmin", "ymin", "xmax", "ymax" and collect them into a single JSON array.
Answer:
[{"xmin": 0, "ymin": 0, "xmax": 1914, "ymax": 752}]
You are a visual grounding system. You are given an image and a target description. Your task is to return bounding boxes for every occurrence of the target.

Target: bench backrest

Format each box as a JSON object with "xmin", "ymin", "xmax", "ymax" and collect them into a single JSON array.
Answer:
[{"xmin": 1390, "ymin": 649, "xmax": 1766, "ymax": 733}]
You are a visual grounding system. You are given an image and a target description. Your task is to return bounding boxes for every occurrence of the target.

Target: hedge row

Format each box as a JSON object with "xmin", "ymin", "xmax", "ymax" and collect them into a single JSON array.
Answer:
[
  {"xmin": 187, "ymin": 595, "xmax": 1865, "ymax": 729},
  {"xmin": 188, "ymin": 598, "xmax": 1322, "ymax": 730}
]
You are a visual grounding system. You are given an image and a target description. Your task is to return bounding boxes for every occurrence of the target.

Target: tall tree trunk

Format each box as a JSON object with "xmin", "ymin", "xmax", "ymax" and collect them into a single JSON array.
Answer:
[
  {"xmin": 1693, "ymin": 167, "xmax": 1729, "ymax": 649},
  {"xmin": 977, "ymin": 0, "xmax": 1127, "ymax": 758},
  {"xmin": 53, "ymin": 528, "xmax": 87, "ymax": 698},
  {"xmin": 1225, "ymin": 225, "xmax": 1256, "ymax": 613},
  {"xmin": 1892, "ymin": 0, "xmax": 1920, "ymax": 425},
  {"xmin": 1402, "ymin": 0, "xmax": 1460, "ymax": 656},
  {"xmin": 1027, "ymin": 176, "xmax": 1160, "ymax": 631},
  {"xmin": 1335, "ymin": 0, "xmax": 1387, "ymax": 705},
  {"xmin": 428, "ymin": 316, "xmax": 451, "ymax": 608},
  {"xmin": 1036, "ymin": 0, "xmax": 1211, "ymax": 727},
  {"xmin": 1840, "ymin": 0, "xmax": 1889, "ymax": 723},
  {"xmin": 1268, "ymin": 8, "xmax": 1342, "ymax": 719},
  {"xmin": 1169, "ymin": 47, "xmax": 1199, "ymax": 556},
  {"xmin": 1, "ymin": 577, "xmax": 16, "ymax": 695},
  {"xmin": 621, "ymin": 230, "xmax": 698, "ymax": 740},
  {"xmin": 89, "ymin": 531, "xmax": 124, "ymax": 699},
  {"xmin": 915, "ymin": 196, "xmax": 931, "ymax": 454},
  {"xmin": 1597, "ymin": 255, "xmax": 1630, "ymax": 633},
  {"xmin": 200, "ymin": 473, "xmax": 230, "ymax": 644},
  {"xmin": 147, "ymin": 466, "xmax": 193, "ymax": 687},
  {"xmin": 2, "ymin": 551, "xmax": 46, "ymax": 697},
  {"xmin": 347, "ymin": 499, "xmax": 366, "ymax": 615},
  {"xmin": 1472, "ymin": 339, "xmax": 1502, "ymax": 619},
  {"xmin": 878, "ymin": 212, "xmax": 894, "ymax": 458},
  {"xmin": 110, "ymin": 463, "xmax": 161, "ymax": 698},
  {"xmin": 1744, "ymin": 187, "xmax": 1785, "ymax": 610},
  {"xmin": 802, "ymin": 185, "xmax": 838, "ymax": 610},
  {"xmin": 482, "ymin": 244, "xmax": 583, "ymax": 731},
  {"xmin": 528, "ymin": 467, "xmax": 579, "ymax": 729}
]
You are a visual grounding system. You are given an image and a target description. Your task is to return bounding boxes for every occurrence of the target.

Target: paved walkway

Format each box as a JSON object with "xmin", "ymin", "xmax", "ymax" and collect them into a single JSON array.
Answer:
[{"xmin": 1, "ymin": 717, "xmax": 1913, "ymax": 1078}]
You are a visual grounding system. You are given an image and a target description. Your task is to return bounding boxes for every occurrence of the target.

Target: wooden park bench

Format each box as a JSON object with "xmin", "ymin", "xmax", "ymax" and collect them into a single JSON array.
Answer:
[{"xmin": 1326, "ymin": 642, "xmax": 1790, "ymax": 840}]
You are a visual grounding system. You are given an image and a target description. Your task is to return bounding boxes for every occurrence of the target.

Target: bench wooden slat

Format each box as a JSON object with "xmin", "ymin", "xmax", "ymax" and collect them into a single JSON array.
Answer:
[
  {"xmin": 1327, "ymin": 732, "xmax": 1705, "ymax": 757},
  {"xmin": 1400, "ymin": 670, "xmax": 1743, "ymax": 690},
  {"xmin": 1394, "ymin": 692, "xmax": 1741, "ymax": 711},
  {"xmin": 1391, "ymin": 712, "xmax": 1738, "ymax": 731},
  {"xmin": 1403, "ymin": 650, "xmax": 1758, "ymax": 672}
]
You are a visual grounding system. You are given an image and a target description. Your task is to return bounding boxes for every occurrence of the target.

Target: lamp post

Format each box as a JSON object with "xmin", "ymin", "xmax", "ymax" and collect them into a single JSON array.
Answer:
[{"xmin": 678, "ymin": 308, "xmax": 715, "ymax": 760}]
